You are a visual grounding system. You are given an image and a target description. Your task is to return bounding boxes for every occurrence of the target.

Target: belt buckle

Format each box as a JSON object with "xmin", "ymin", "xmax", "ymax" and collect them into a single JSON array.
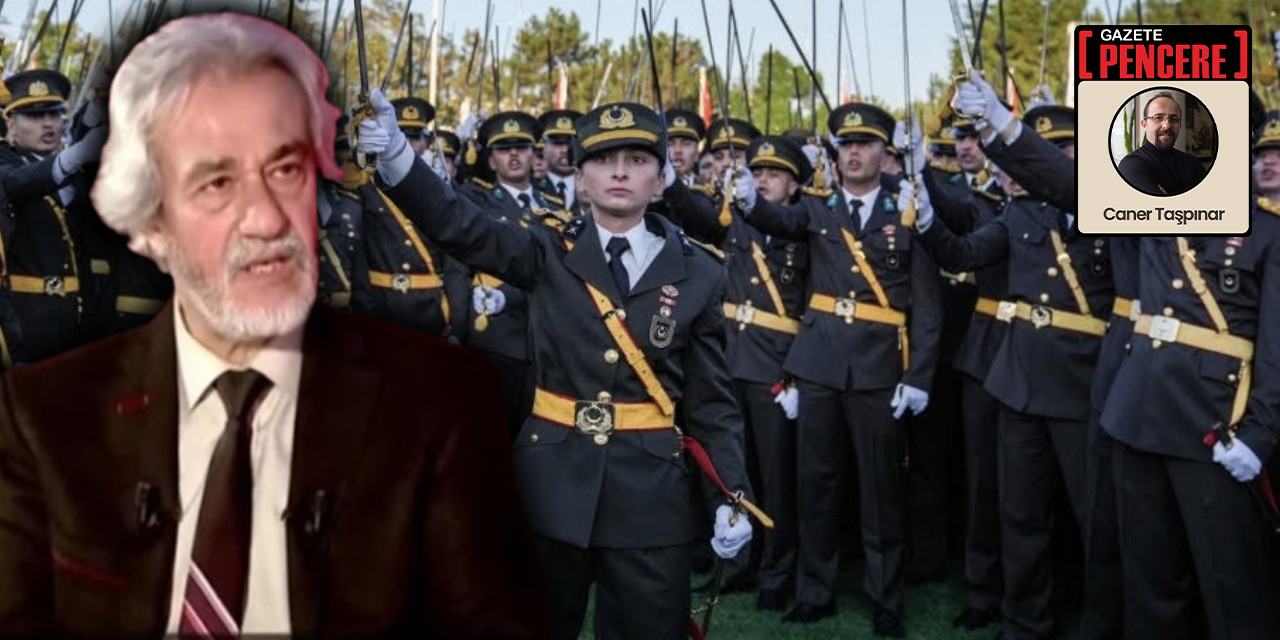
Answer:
[
  {"xmin": 574, "ymin": 400, "xmax": 616, "ymax": 445},
  {"xmin": 43, "ymin": 276, "xmax": 64, "ymax": 297},
  {"xmin": 996, "ymin": 301, "xmax": 1017, "ymax": 322},
  {"xmin": 734, "ymin": 303, "xmax": 757, "ymax": 325},
  {"xmin": 833, "ymin": 297, "xmax": 856, "ymax": 324},
  {"xmin": 392, "ymin": 273, "xmax": 411, "ymax": 293},
  {"xmin": 1030, "ymin": 305, "xmax": 1053, "ymax": 329},
  {"xmin": 1129, "ymin": 299, "xmax": 1142, "ymax": 323},
  {"xmin": 1148, "ymin": 315, "xmax": 1181, "ymax": 343}
]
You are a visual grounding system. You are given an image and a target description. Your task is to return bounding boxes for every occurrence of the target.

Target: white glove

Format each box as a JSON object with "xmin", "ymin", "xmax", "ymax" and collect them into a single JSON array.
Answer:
[
  {"xmin": 471, "ymin": 285, "xmax": 506, "ymax": 315},
  {"xmin": 893, "ymin": 119, "xmax": 926, "ymax": 175},
  {"xmin": 897, "ymin": 176, "xmax": 935, "ymax": 232},
  {"xmin": 56, "ymin": 125, "xmax": 107, "ymax": 175},
  {"xmin": 773, "ymin": 385, "xmax": 799, "ymax": 420},
  {"xmin": 663, "ymin": 159, "xmax": 677, "ymax": 188},
  {"xmin": 730, "ymin": 165, "xmax": 758, "ymax": 211},
  {"xmin": 890, "ymin": 383, "xmax": 929, "ymax": 420},
  {"xmin": 710, "ymin": 504, "xmax": 753, "ymax": 559},
  {"xmin": 951, "ymin": 70, "xmax": 1016, "ymax": 142},
  {"xmin": 367, "ymin": 89, "xmax": 408, "ymax": 160},
  {"xmin": 802, "ymin": 143, "xmax": 821, "ymax": 169},
  {"xmin": 456, "ymin": 111, "xmax": 485, "ymax": 144},
  {"xmin": 1028, "ymin": 84, "xmax": 1056, "ymax": 109},
  {"xmin": 1213, "ymin": 439, "xmax": 1263, "ymax": 482}
]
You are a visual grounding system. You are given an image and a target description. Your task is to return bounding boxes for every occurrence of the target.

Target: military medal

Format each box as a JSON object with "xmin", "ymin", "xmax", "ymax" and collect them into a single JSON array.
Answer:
[
  {"xmin": 1220, "ymin": 268, "xmax": 1240, "ymax": 293},
  {"xmin": 662, "ymin": 284, "xmax": 679, "ymax": 297},
  {"xmin": 650, "ymin": 315, "xmax": 675, "ymax": 348}
]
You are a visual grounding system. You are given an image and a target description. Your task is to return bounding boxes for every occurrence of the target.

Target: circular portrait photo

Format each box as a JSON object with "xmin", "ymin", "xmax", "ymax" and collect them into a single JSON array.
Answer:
[{"xmin": 1109, "ymin": 87, "xmax": 1217, "ymax": 197}]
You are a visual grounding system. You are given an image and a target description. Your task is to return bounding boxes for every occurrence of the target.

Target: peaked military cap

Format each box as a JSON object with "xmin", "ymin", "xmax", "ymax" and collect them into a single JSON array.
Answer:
[
  {"xmin": 540, "ymin": 109, "xmax": 583, "ymax": 139},
  {"xmin": 573, "ymin": 102, "xmax": 666, "ymax": 166},
  {"xmin": 392, "ymin": 97, "xmax": 435, "ymax": 134},
  {"xmin": 748, "ymin": 135, "xmax": 812, "ymax": 185},
  {"xmin": 1256, "ymin": 110, "xmax": 1280, "ymax": 152},
  {"xmin": 479, "ymin": 111, "xmax": 541, "ymax": 149},
  {"xmin": 828, "ymin": 103, "xmax": 893, "ymax": 144},
  {"xmin": 431, "ymin": 129, "xmax": 462, "ymax": 156},
  {"xmin": 1023, "ymin": 105, "xmax": 1075, "ymax": 145},
  {"xmin": 4, "ymin": 69, "xmax": 71, "ymax": 117},
  {"xmin": 706, "ymin": 117, "xmax": 761, "ymax": 152},
  {"xmin": 665, "ymin": 108, "xmax": 707, "ymax": 142}
]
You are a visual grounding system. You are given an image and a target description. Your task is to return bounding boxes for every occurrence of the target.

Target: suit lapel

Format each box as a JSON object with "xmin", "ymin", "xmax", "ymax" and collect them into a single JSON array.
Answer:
[
  {"xmin": 286, "ymin": 305, "xmax": 379, "ymax": 637},
  {"xmin": 100, "ymin": 302, "xmax": 181, "ymax": 635},
  {"xmin": 857, "ymin": 193, "xmax": 894, "ymax": 239},
  {"xmin": 629, "ymin": 215, "xmax": 688, "ymax": 299},
  {"xmin": 563, "ymin": 215, "xmax": 629, "ymax": 305}
]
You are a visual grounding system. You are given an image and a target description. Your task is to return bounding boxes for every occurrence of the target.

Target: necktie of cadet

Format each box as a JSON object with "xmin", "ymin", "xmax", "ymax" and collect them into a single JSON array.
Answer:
[
  {"xmin": 518, "ymin": 193, "xmax": 532, "ymax": 211},
  {"xmin": 179, "ymin": 369, "xmax": 272, "ymax": 639},
  {"xmin": 606, "ymin": 236, "xmax": 632, "ymax": 297},
  {"xmin": 849, "ymin": 198, "xmax": 864, "ymax": 230},
  {"xmin": 555, "ymin": 180, "xmax": 567, "ymax": 201}
]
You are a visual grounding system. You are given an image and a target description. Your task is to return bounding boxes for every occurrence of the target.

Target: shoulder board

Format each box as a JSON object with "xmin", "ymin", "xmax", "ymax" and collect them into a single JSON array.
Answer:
[
  {"xmin": 930, "ymin": 158, "xmax": 962, "ymax": 174},
  {"xmin": 533, "ymin": 206, "xmax": 572, "ymax": 225},
  {"xmin": 802, "ymin": 185, "xmax": 834, "ymax": 199},
  {"xmin": 469, "ymin": 177, "xmax": 495, "ymax": 191},
  {"xmin": 561, "ymin": 215, "xmax": 588, "ymax": 240},
  {"xmin": 542, "ymin": 192, "xmax": 566, "ymax": 206},
  {"xmin": 1257, "ymin": 196, "xmax": 1280, "ymax": 217},
  {"xmin": 680, "ymin": 231, "xmax": 726, "ymax": 261},
  {"xmin": 971, "ymin": 187, "xmax": 1004, "ymax": 203},
  {"xmin": 689, "ymin": 182, "xmax": 720, "ymax": 197}
]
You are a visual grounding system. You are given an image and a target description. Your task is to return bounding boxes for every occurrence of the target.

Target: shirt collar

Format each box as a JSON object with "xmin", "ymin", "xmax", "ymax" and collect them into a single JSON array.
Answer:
[
  {"xmin": 500, "ymin": 182, "xmax": 535, "ymax": 203},
  {"xmin": 174, "ymin": 299, "xmax": 305, "ymax": 413},
  {"xmin": 595, "ymin": 216, "xmax": 657, "ymax": 259},
  {"xmin": 842, "ymin": 185, "xmax": 881, "ymax": 211}
]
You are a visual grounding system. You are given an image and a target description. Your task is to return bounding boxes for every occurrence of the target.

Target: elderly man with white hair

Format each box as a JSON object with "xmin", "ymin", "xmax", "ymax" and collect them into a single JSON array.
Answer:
[{"xmin": 0, "ymin": 12, "xmax": 546, "ymax": 638}]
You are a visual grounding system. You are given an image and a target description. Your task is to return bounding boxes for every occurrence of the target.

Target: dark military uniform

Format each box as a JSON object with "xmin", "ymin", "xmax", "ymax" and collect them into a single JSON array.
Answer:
[
  {"xmin": 533, "ymin": 109, "xmax": 583, "ymax": 215},
  {"xmin": 0, "ymin": 180, "xmax": 26, "ymax": 369},
  {"xmin": 316, "ymin": 179, "xmax": 375, "ymax": 314},
  {"xmin": 80, "ymin": 217, "xmax": 173, "ymax": 339},
  {"xmin": 745, "ymin": 103, "xmax": 943, "ymax": 629},
  {"xmin": 1098, "ymin": 114, "xmax": 1280, "ymax": 640},
  {"xmin": 458, "ymin": 111, "xmax": 567, "ymax": 439},
  {"xmin": 921, "ymin": 138, "xmax": 1009, "ymax": 624},
  {"xmin": 0, "ymin": 70, "xmax": 93, "ymax": 362},
  {"xmin": 665, "ymin": 108, "xmax": 708, "ymax": 187},
  {"xmin": 382, "ymin": 103, "xmax": 752, "ymax": 640},
  {"xmin": 917, "ymin": 106, "xmax": 1116, "ymax": 640}
]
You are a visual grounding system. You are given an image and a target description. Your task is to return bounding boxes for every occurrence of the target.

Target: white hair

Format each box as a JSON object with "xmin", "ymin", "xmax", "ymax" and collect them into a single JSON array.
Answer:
[{"xmin": 91, "ymin": 12, "xmax": 343, "ymax": 256}]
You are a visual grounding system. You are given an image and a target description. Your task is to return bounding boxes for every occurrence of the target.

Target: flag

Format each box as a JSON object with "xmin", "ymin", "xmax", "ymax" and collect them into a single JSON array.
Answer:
[
  {"xmin": 1007, "ymin": 69, "xmax": 1021, "ymax": 117},
  {"xmin": 699, "ymin": 67, "xmax": 712, "ymax": 125},
  {"xmin": 554, "ymin": 64, "xmax": 568, "ymax": 109}
]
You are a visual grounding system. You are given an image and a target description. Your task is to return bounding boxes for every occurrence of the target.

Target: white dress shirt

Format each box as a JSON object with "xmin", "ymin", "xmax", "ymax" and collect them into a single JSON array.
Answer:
[
  {"xmin": 500, "ymin": 182, "xmax": 537, "ymax": 213},
  {"xmin": 595, "ymin": 218, "xmax": 664, "ymax": 289},
  {"xmin": 165, "ymin": 303, "xmax": 304, "ymax": 635},
  {"xmin": 843, "ymin": 185, "xmax": 882, "ymax": 231},
  {"xmin": 549, "ymin": 174, "xmax": 576, "ymax": 209}
]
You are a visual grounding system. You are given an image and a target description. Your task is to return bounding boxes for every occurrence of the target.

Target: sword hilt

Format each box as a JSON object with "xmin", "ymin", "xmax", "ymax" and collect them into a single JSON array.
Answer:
[{"xmin": 351, "ymin": 98, "xmax": 379, "ymax": 175}]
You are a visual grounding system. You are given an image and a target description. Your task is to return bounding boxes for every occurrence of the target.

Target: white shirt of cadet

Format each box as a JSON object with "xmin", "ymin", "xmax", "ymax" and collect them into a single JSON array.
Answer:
[
  {"xmin": 550, "ymin": 173, "xmax": 576, "ymax": 209},
  {"xmin": 595, "ymin": 217, "xmax": 664, "ymax": 290},
  {"xmin": 843, "ymin": 184, "xmax": 882, "ymax": 232},
  {"xmin": 165, "ymin": 301, "xmax": 304, "ymax": 635},
  {"xmin": 500, "ymin": 182, "xmax": 537, "ymax": 214}
]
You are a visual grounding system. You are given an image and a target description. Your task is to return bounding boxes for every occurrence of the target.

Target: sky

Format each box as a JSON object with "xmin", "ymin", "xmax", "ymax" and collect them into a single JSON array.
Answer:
[{"xmin": 0, "ymin": 0, "xmax": 1111, "ymax": 112}]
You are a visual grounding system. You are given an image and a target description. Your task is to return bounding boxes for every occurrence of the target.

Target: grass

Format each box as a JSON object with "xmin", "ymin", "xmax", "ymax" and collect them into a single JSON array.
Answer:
[{"xmin": 574, "ymin": 561, "xmax": 1041, "ymax": 640}]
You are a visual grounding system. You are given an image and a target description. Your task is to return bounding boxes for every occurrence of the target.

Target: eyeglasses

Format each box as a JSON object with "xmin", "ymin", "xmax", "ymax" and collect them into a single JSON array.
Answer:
[{"xmin": 1143, "ymin": 114, "xmax": 1182, "ymax": 126}]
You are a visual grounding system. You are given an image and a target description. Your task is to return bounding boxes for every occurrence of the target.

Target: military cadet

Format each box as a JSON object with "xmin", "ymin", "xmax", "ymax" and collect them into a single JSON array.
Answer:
[
  {"xmin": 665, "ymin": 108, "xmax": 707, "ymax": 185},
  {"xmin": 912, "ymin": 93, "xmax": 1115, "ymax": 640},
  {"xmin": 339, "ymin": 107, "xmax": 468, "ymax": 341},
  {"xmin": 706, "ymin": 117, "xmax": 761, "ymax": 180},
  {"xmin": 427, "ymin": 128, "xmax": 461, "ymax": 181},
  {"xmin": 1091, "ymin": 108, "xmax": 1280, "ymax": 640},
  {"xmin": 535, "ymin": 109, "xmax": 583, "ymax": 212},
  {"xmin": 313, "ymin": 114, "xmax": 375, "ymax": 315},
  {"xmin": 393, "ymin": 95, "xmax": 435, "ymax": 155},
  {"xmin": 738, "ymin": 102, "xmax": 944, "ymax": 637},
  {"xmin": 0, "ymin": 69, "xmax": 106, "ymax": 362},
  {"xmin": 459, "ymin": 111, "xmax": 570, "ymax": 439},
  {"xmin": 356, "ymin": 93, "xmax": 756, "ymax": 640},
  {"xmin": 532, "ymin": 139, "xmax": 548, "ymax": 182}
]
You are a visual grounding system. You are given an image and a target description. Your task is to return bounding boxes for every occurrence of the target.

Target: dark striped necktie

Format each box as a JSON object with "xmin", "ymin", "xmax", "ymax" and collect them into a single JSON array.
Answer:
[{"xmin": 179, "ymin": 369, "xmax": 272, "ymax": 639}]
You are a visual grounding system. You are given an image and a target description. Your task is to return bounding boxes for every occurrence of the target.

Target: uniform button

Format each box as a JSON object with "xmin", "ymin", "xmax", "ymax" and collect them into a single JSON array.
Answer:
[
  {"xmin": 615, "ymin": 309, "xmax": 627, "ymax": 321},
  {"xmin": 1225, "ymin": 259, "xmax": 1233, "ymax": 267},
  {"xmin": 1162, "ymin": 307, "xmax": 1174, "ymax": 317},
  {"xmin": 320, "ymin": 256, "xmax": 327, "ymax": 262},
  {"xmin": 530, "ymin": 433, "xmax": 540, "ymax": 443},
  {"xmin": 1152, "ymin": 339, "xmax": 1163, "ymax": 349},
  {"xmin": 1046, "ymin": 267, "xmax": 1059, "ymax": 277},
  {"xmin": 347, "ymin": 231, "xmax": 355, "ymax": 238},
  {"xmin": 1172, "ymin": 278, "xmax": 1184, "ymax": 289},
  {"xmin": 1039, "ymin": 293, "xmax": 1050, "ymax": 303},
  {"xmin": 750, "ymin": 276, "xmax": 760, "ymax": 285},
  {"xmin": 1022, "ymin": 232, "xmax": 1030, "ymax": 239},
  {"xmin": 1093, "ymin": 249, "xmax": 1103, "ymax": 256},
  {"xmin": 1095, "ymin": 239, "xmax": 1106, "ymax": 248},
  {"xmin": 594, "ymin": 434, "xmax": 610, "ymax": 445},
  {"xmin": 1125, "ymin": 342, "xmax": 1132, "ymax": 353},
  {"xmin": 597, "ymin": 391, "xmax": 613, "ymax": 402},
  {"xmin": 342, "ymin": 214, "xmax": 351, "ymax": 221},
  {"xmin": 604, "ymin": 349, "xmax": 619, "ymax": 364},
  {"xmin": 820, "ymin": 229, "xmax": 828, "ymax": 235},
  {"xmin": 1226, "ymin": 246, "xmax": 1237, "ymax": 256},
  {"xmin": 404, "ymin": 240, "xmax": 413, "ymax": 247},
  {"xmin": 402, "ymin": 263, "xmax": 412, "ymax": 271},
  {"xmin": 1228, "ymin": 373, "xmax": 1239, "ymax": 383},
  {"xmin": 854, "ymin": 241, "xmax": 863, "ymax": 250},
  {"xmin": 851, "ymin": 266, "xmax": 861, "ymax": 273}
]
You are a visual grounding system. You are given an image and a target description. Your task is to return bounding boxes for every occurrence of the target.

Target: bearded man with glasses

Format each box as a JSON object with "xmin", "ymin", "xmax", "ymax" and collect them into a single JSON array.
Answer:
[{"xmin": 1117, "ymin": 90, "xmax": 1209, "ymax": 196}]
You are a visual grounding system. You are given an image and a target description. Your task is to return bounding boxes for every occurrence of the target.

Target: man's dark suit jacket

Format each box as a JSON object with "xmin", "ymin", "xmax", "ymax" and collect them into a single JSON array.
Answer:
[{"xmin": 0, "ymin": 301, "xmax": 548, "ymax": 639}]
